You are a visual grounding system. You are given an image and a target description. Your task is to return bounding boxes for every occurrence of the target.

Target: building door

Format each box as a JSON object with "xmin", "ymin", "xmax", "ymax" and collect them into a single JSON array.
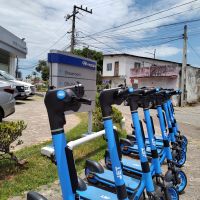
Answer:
[{"xmin": 114, "ymin": 61, "xmax": 119, "ymax": 76}]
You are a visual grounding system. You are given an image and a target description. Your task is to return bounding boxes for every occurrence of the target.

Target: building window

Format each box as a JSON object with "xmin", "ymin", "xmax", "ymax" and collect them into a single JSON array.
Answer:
[
  {"xmin": 107, "ymin": 63, "xmax": 112, "ymax": 71},
  {"xmin": 134, "ymin": 62, "xmax": 141, "ymax": 68}
]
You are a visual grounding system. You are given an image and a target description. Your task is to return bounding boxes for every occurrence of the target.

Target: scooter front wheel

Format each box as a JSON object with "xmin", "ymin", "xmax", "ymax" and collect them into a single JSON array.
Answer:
[
  {"xmin": 173, "ymin": 150, "xmax": 186, "ymax": 167},
  {"xmin": 181, "ymin": 135, "xmax": 188, "ymax": 146},
  {"xmin": 165, "ymin": 187, "xmax": 179, "ymax": 200},
  {"xmin": 176, "ymin": 150, "xmax": 186, "ymax": 167},
  {"xmin": 176, "ymin": 170, "xmax": 187, "ymax": 193}
]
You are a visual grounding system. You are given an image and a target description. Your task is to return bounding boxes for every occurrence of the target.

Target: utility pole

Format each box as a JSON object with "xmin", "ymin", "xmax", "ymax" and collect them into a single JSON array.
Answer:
[
  {"xmin": 145, "ymin": 49, "xmax": 156, "ymax": 59},
  {"xmin": 153, "ymin": 49, "xmax": 156, "ymax": 59},
  {"xmin": 181, "ymin": 25, "xmax": 187, "ymax": 107},
  {"xmin": 65, "ymin": 5, "xmax": 92, "ymax": 53}
]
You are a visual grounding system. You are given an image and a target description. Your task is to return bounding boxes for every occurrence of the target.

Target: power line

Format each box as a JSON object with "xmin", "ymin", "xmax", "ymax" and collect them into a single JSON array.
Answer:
[
  {"xmin": 188, "ymin": 41, "xmax": 200, "ymax": 60},
  {"xmin": 103, "ymin": 3, "xmax": 200, "ymax": 35},
  {"xmin": 81, "ymin": 0, "xmax": 199, "ymax": 38},
  {"xmin": 79, "ymin": 31, "xmax": 124, "ymax": 53},
  {"xmin": 30, "ymin": 32, "xmax": 68, "ymax": 60},
  {"xmin": 78, "ymin": 17, "xmax": 200, "ymax": 42},
  {"xmin": 78, "ymin": 41, "xmax": 113, "ymax": 53}
]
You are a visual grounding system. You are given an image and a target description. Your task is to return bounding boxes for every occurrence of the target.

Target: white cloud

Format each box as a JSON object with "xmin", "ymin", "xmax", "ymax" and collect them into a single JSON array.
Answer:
[{"xmin": 125, "ymin": 44, "xmax": 181, "ymax": 57}]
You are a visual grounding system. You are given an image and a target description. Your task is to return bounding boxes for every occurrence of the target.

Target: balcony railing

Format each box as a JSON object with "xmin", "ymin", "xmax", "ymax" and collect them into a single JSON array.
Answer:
[{"xmin": 130, "ymin": 65, "xmax": 180, "ymax": 77}]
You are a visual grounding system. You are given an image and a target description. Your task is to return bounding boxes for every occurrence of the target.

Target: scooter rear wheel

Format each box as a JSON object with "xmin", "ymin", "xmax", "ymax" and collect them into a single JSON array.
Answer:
[
  {"xmin": 120, "ymin": 143, "xmax": 131, "ymax": 155},
  {"xmin": 104, "ymin": 154, "xmax": 112, "ymax": 170},
  {"xmin": 85, "ymin": 168, "xmax": 98, "ymax": 184}
]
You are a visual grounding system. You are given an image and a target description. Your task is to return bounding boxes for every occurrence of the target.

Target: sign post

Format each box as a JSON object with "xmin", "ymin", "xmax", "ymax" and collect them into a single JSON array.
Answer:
[{"xmin": 48, "ymin": 50, "xmax": 97, "ymax": 134}]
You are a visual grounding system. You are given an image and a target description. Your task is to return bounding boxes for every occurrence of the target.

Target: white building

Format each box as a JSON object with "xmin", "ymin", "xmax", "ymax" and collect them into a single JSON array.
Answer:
[
  {"xmin": 102, "ymin": 53, "xmax": 200, "ymax": 105},
  {"xmin": 0, "ymin": 26, "xmax": 27, "ymax": 76}
]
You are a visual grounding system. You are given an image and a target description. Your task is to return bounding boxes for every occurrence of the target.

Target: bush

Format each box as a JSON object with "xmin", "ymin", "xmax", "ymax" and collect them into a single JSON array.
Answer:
[
  {"xmin": 92, "ymin": 93, "xmax": 123, "ymax": 132},
  {"xmin": 0, "ymin": 121, "xmax": 26, "ymax": 164}
]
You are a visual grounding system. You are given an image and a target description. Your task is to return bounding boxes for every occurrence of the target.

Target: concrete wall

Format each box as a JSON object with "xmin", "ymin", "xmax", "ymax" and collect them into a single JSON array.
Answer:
[
  {"xmin": 186, "ymin": 66, "xmax": 200, "ymax": 103},
  {"xmin": 0, "ymin": 26, "xmax": 27, "ymax": 77}
]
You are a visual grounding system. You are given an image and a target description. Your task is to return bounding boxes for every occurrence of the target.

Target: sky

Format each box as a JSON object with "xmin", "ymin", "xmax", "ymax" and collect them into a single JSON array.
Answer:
[{"xmin": 0, "ymin": 0, "xmax": 200, "ymax": 77}]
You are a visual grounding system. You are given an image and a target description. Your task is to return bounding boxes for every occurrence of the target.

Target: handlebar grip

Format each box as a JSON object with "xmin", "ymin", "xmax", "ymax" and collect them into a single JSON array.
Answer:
[
  {"xmin": 117, "ymin": 87, "xmax": 134, "ymax": 98},
  {"xmin": 76, "ymin": 98, "xmax": 92, "ymax": 105},
  {"xmin": 168, "ymin": 89, "xmax": 181, "ymax": 96}
]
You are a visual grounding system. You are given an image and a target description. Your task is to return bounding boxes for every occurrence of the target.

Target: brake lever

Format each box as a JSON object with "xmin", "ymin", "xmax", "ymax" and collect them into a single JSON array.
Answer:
[{"xmin": 73, "ymin": 97, "xmax": 92, "ymax": 105}]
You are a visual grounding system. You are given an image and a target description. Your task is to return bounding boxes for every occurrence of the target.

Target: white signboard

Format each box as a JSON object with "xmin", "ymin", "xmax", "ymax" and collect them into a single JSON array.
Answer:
[{"xmin": 48, "ymin": 50, "xmax": 97, "ymax": 114}]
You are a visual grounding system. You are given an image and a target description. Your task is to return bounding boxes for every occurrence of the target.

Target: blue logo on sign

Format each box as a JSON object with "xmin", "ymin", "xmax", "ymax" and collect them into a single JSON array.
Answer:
[{"xmin": 57, "ymin": 90, "xmax": 66, "ymax": 100}]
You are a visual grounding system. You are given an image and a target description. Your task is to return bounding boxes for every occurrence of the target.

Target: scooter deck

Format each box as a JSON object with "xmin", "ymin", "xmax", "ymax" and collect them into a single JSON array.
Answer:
[
  {"xmin": 122, "ymin": 157, "xmax": 142, "ymax": 173},
  {"xmin": 127, "ymin": 145, "xmax": 163, "ymax": 156},
  {"xmin": 95, "ymin": 169, "xmax": 140, "ymax": 191},
  {"xmin": 145, "ymin": 136, "xmax": 164, "ymax": 146},
  {"xmin": 78, "ymin": 185, "xmax": 118, "ymax": 200}
]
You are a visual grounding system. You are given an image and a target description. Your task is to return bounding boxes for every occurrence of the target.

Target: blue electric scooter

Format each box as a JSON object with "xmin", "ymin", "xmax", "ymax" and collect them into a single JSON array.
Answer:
[
  {"xmin": 161, "ymin": 92, "xmax": 186, "ymax": 167},
  {"xmin": 105, "ymin": 89, "xmax": 187, "ymax": 194},
  {"xmin": 86, "ymin": 87, "xmax": 179, "ymax": 199},
  {"xmin": 88, "ymin": 87, "xmax": 164, "ymax": 199},
  {"xmin": 151, "ymin": 96, "xmax": 188, "ymax": 152},
  {"xmin": 27, "ymin": 84, "xmax": 134, "ymax": 200},
  {"xmin": 167, "ymin": 98, "xmax": 188, "ymax": 149},
  {"xmin": 123, "ymin": 89, "xmax": 186, "ymax": 167}
]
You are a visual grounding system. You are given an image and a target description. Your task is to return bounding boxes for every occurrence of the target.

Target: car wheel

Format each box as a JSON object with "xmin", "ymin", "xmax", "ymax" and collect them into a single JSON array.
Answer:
[{"xmin": 22, "ymin": 96, "xmax": 28, "ymax": 100}]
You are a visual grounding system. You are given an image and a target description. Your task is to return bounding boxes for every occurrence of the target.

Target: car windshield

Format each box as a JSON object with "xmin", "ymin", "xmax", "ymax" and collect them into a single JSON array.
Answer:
[{"xmin": 0, "ymin": 71, "xmax": 16, "ymax": 81}]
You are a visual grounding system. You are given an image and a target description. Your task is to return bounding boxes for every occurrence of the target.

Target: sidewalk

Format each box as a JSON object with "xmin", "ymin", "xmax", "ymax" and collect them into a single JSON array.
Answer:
[{"xmin": 7, "ymin": 96, "xmax": 80, "ymax": 151}]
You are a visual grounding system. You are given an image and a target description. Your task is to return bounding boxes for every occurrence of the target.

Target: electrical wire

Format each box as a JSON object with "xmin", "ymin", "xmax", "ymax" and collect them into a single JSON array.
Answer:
[
  {"xmin": 81, "ymin": 0, "xmax": 200, "ymax": 38},
  {"xmin": 29, "ymin": 32, "xmax": 68, "ymax": 60},
  {"xmin": 188, "ymin": 41, "xmax": 200, "ymax": 61}
]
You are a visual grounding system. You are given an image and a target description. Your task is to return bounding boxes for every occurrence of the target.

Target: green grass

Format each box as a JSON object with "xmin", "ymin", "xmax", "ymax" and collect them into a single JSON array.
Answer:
[{"xmin": 0, "ymin": 113, "xmax": 124, "ymax": 200}]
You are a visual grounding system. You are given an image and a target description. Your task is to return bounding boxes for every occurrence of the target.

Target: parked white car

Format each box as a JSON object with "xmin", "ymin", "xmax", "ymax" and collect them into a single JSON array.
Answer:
[
  {"xmin": 0, "ymin": 70, "xmax": 36, "ymax": 99},
  {"xmin": 0, "ymin": 80, "xmax": 15, "ymax": 122}
]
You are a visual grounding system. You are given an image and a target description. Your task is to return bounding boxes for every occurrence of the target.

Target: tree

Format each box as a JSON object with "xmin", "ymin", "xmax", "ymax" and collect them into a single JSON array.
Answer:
[
  {"xmin": 0, "ymin": 120, "xmax": 27, "ymax": 165},
  {"xmin": 74, "ymin": 47, "xmax": 103, "ymax": 72},
  {"xmin": 35, "ymin": 60, "xmax": 49, "ymax": 81}
]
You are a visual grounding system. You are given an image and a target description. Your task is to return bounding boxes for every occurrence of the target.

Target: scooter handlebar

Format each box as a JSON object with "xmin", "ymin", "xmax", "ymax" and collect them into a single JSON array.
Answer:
[
  {"xmin": 44, "ymin": 84, "xmax": 90, "ymax": 131},
  {"xmin": 74, "ymin": 97, "xmax": 92, "ymax": 105},
  {"xmin": 168, "ymin": 89, "xmax": 182, "ymax": 96},
  {"xmin": 143, "ymin": 87, "xmax": 160, "ymax": 95},
  {"xmin": 100, "ymin": 87, "xmax": 136, "ymax": 117}
]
